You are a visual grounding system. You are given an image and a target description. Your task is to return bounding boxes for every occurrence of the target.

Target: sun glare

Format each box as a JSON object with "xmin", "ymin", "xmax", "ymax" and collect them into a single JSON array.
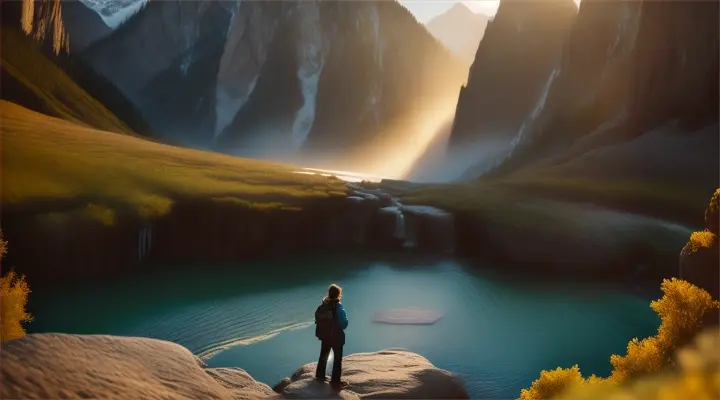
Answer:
[{"xmin": 347, "ymin": 99, "xmax": 459, "ymax": 180}]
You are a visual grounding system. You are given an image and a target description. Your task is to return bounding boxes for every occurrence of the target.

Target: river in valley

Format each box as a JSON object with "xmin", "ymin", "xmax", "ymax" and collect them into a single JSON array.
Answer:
[{"xmin": 28, "ymin": 254, "xmax": 660, "ymax": 399}]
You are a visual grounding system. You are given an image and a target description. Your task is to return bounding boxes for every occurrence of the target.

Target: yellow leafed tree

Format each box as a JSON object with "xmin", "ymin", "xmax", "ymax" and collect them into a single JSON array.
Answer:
[{"xmin": 0, "ymin": 230, "xmax": 33, "ymax": 341}]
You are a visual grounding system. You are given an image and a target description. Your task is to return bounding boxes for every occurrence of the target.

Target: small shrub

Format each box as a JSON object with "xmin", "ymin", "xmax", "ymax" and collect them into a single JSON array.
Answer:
[
  {"xmin": 0, "ymin": 231, "xmax": 6, "ymax": 257},
  {"xmin": 84, "ymin": 203, "xmax": 116, "ymax": 226},
  {"xmin": 684, "ymin": 231, "xmax": 717, "ymax": 254},
  {"xmin": 519, "ymin": 365, "xmax": 586, "ymax": 400},
  {"xmin": 0, "ymin": 271, "xmax": 33, "ymax": 341},
  {"xmin": 0, "ymin": 230, "xmax": 33, "ymax": 341}
]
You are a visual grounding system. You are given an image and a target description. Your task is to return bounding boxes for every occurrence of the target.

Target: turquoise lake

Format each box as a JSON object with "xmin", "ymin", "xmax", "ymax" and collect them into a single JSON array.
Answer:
[{"xmin": 28, "ymin": 254, "xmax": 660, "ymax": 399}]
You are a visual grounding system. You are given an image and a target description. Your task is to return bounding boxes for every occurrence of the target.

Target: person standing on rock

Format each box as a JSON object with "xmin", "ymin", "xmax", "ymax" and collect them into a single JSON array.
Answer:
[{"xmin": 314, "ymin": 283, "xmax": 349, "ymax": 389}]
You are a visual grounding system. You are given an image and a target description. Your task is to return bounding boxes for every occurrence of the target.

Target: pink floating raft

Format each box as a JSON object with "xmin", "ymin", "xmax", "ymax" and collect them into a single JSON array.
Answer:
[{"xmin": 372, "ymin": 308, "xmax": 444, "ymax": 325}]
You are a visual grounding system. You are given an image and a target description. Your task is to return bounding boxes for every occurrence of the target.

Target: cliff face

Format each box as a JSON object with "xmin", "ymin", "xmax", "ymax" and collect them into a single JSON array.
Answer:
[
  {"xmin": 448, "ymin": 0, "xmax": 577, "ymax": 149},
  {"xmin": 211, "ymin": 0, "xmax": 468, "ymax": 165},
  {"xmin": 490, "ymin": 0, "xmax": 719, "ymax": 181},
  {"xmin": 81, "ymin": 0, "xmax": 466, "ymax": 164}
]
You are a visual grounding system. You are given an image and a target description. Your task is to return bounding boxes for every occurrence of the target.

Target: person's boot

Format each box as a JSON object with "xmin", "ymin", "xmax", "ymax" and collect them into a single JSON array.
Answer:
[{"xmin": 315, "ymin": 375, "xmax": 330, "ymax": 383}]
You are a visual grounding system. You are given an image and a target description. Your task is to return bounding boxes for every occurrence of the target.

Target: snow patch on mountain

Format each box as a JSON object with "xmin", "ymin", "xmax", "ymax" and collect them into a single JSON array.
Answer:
[{"xmin": 80, "ymin": 0, "xmax": 148, "ymax": 29}]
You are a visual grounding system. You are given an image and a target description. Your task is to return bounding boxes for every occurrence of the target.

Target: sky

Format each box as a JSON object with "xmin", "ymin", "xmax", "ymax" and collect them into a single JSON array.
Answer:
[
  {"xmin": 399, "ymin": 1, "xmax": 501, "ymax": 22},
  {"xmin": 400, "ymin": 1, "xmax": 582, "ymax": 23}
]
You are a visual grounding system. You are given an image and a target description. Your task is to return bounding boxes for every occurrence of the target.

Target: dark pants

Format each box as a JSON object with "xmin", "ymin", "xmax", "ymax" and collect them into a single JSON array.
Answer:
[{"xmin": 315, "ymin": 341, "xmax": 343, "ymax": 383}]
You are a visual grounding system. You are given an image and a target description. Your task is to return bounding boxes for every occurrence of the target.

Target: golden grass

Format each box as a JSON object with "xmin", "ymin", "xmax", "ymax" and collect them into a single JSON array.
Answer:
[
  {"xmin": 1, "ymin": 28, "xmax": 135, "ymax": 135},
  {"xmin": 401, "ymin": 174, "xmax": 706, "ymax": 227},
  {"xmin": 0, "ymin": 101, "xmax": 347, "ymax": 219}
]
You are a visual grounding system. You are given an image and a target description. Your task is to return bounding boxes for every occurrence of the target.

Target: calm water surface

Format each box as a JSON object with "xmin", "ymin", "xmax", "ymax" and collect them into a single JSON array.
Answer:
[{"xmin": 29, "ymin": 255, "xmax": 659, "ymax": 399}]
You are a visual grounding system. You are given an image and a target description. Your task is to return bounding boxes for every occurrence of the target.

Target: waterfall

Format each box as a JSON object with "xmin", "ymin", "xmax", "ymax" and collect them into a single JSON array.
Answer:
[
  {"xmin": 137, "ymin": 227, "xmax": 153, "ymax": 262},
  {"xmin": 291, "ymin": 1, "xmax": 325, "ymax": 148},
  {"xmin": 393, "ymin": 210, "xmax": 406, "ymax": 240}
]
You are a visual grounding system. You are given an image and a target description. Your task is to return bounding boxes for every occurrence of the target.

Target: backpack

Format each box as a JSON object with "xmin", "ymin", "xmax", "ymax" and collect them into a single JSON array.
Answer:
[{"xmin": 314, "ymin": 301, "xmax": 336, "ymax": 341}]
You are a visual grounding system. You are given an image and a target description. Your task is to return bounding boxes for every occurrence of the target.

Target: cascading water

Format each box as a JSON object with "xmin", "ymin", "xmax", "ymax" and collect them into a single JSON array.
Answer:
[
  {"xmin": 393, "ymin": 210, "xmax": 406, "ymax": 240},
  {"xmin": 291, "ymin": 1, "xmax": 326, "ymax": 148},
  {"xmin": 137, "ymin": 226, "xmax": 153, "ymax": 262},
  {"xmin": 509, "ymin": 65, "xmax": 561, "ymax": 150}
]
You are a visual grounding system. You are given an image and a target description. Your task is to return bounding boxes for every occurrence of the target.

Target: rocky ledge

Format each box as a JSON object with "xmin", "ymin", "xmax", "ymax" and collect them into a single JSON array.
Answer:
[{"xmin": 0, "ymin": 334, "xmax": 469, "ymax": 400}]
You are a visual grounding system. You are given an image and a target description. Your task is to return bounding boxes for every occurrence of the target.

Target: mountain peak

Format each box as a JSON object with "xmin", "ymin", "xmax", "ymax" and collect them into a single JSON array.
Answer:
[
  {"xmin": 426, "ymin": 2, "xmax": 490, "ymax": 63},
  {"xmin": 448, "ymin": 2, "xmax": 473, "ymax": 15}
]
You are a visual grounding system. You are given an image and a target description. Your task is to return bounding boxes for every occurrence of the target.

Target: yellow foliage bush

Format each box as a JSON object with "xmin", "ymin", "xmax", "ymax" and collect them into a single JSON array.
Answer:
[
  {"xmin": 685, "ymin": 230, "xmax": 717, "ymax": 254},
  {"xmin": 0, "ymin": 271, "xmax": 33, "ymax": 341},
  {"xmin": 554, "ymin": 328, "xmax": 720, "ymax": 400},
  {"xmin": 520, "ymin": 278, "xmax": 720, "ymax": 399},
  {"xmin": 0, "ymin": 230, "xmax": 33, "ymax": 341},
  {"xmin": 519, "ymin": 365, "xmax": 586, "ymax": 400},
  {"xmin": 0, "ymin": 231, "xmax": 6, "ymax": 257}
]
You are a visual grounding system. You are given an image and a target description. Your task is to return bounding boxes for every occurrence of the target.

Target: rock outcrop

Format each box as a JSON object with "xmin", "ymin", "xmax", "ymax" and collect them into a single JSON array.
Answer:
[
  {"xmin": 2, "ymin": 178, "xmax": 455, "ymax": 288},
  {"xmin": 274, "ymin": 349, "xmax": 468, "ymax": 399},
  {"xmin": 349, "ymin": 183, "xmax": 456, "ymax": 253},
  {"xmin": 0, "ymin": 335, "xmax": 468, "ymax": 400},
  {"xmin": 0, "ymin": 334, "xmax": 276, "ymax": 400},
  {"xmin": 448, "ymin": 0, "xmax": 577, "ymax": 149},
  {"xmin": 81, "ymin": 0, "xmax": 467, "ymax": 165},
  {"xmin": 680, "ymin": 189, "xmax": 720, "ymax": 299}
]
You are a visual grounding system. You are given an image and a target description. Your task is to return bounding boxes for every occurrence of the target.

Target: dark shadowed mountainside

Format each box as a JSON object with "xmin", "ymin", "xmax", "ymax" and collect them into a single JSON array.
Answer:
[
  {"xmin": 449, "ymin": 0, "xmax": 578, "ymax": 149},
  {"xmin": 485, "ymin": 0, "xmax": 719, "ymax": 195}
]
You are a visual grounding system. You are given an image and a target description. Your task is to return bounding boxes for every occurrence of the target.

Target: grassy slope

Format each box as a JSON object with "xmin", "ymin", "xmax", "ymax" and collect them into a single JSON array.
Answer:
[
  {"xmin": 401, "ymin": 132, "xmax": 715, "ymax": 227},
  {"xmin": 402, "ymin": 177, "xmax": 707, "ymax": 233},
  {"xmin": 1, "ymin": 101, "xmax": 347, "ymax": 220},
  {"xmin": 0, "ymin": 28, "xmax": 135, "ymax": 136}
]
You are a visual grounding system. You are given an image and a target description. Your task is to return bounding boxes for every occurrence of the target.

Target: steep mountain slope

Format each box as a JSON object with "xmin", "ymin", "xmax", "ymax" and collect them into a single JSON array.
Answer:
[
  {"xmin": 62, "ymin": 0, "xmax": 113, "ymax": 51},
  {"xmin": 81, "ymin": 0, "xmax": 467, "ymax": 168},
  {"xmin": 0, "ymin": 1, "xmax": 150, "ymax": 136},
  {"xmin": 449, "ymin": 0, "xmax": 578, "ymax": 150},
  {"xmin": 426, "ymin": 3, "xmax": 489, "ymax": 64},
  {"xmin": 487, "ymin": 0, "xmax": 719, "ymax": 194},
  {"xmin": 0, "ymin": 27, "xmax": 135, "ymax": 135}
]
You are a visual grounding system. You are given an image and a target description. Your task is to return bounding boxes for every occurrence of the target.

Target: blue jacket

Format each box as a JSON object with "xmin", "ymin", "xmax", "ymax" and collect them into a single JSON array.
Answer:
[
  {"xmin": 323, "ymin": 297, "xmax": 349, "ymax": 330},
  {"xmin": 335, "ymin": 302, "xmax": 349, "ymax": 330}
]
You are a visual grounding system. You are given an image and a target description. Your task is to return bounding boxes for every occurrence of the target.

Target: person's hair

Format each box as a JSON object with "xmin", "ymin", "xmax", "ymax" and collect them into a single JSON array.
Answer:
[{"xmin": 328, "ymin": 284, "xmax": 342, "ymax": 300}]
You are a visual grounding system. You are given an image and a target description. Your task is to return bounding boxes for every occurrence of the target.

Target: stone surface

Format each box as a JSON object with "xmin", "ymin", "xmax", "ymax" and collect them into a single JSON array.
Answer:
[
  {"xmin": 276, "ymin": 349, "xmax": 469, "ymax": 399},
  {"xmin": 0, "ymin": 334, "xmax": 276, "ymax": 400},
  {"xmin": 1, "ymin": 335, "xmax": 467, "ymax": 400}
]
